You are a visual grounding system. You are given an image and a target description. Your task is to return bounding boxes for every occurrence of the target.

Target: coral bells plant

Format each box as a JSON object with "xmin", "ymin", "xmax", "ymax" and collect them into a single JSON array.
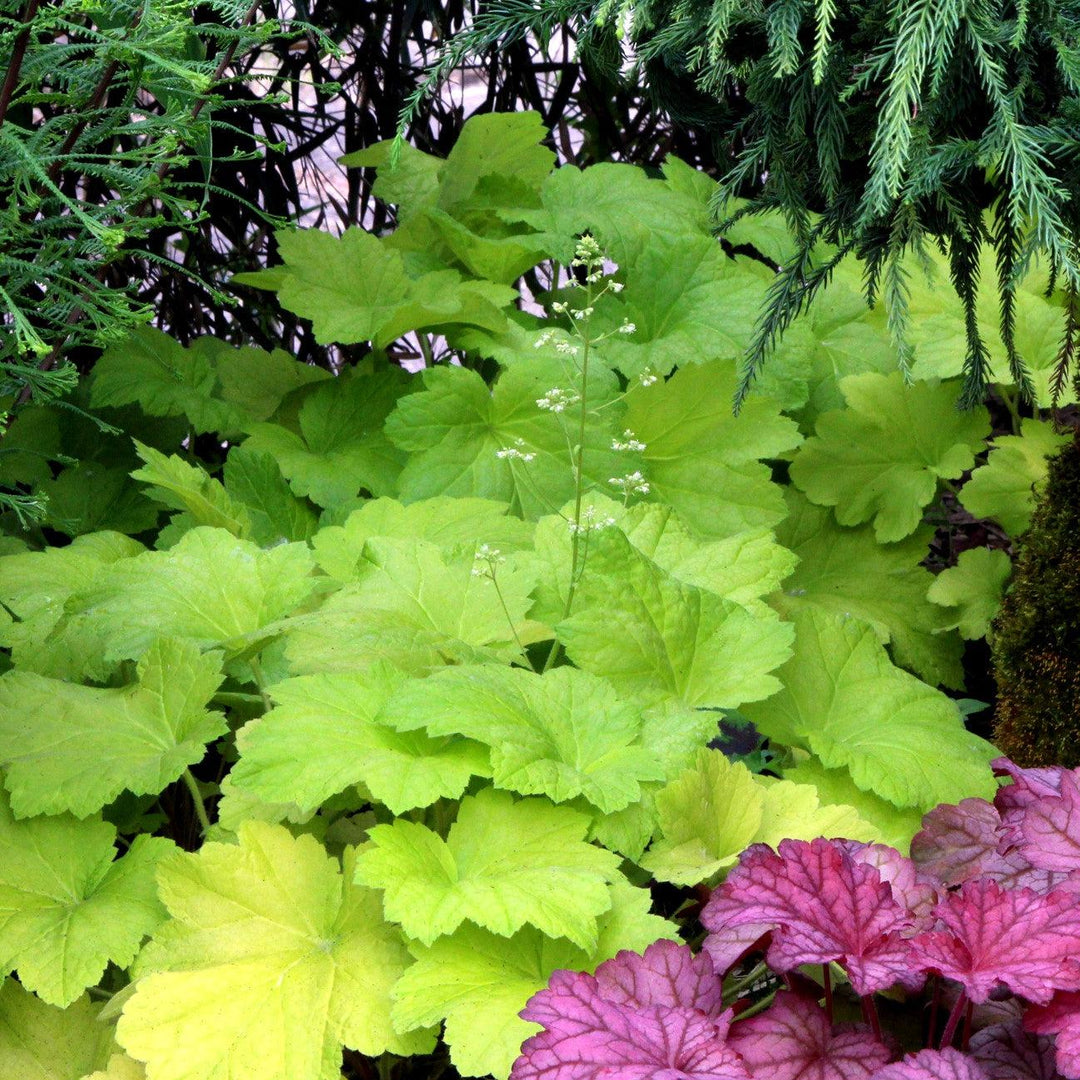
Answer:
[{"xmin": 509, "ymin": 757, "xmax": 1080, "ymax": 1080}]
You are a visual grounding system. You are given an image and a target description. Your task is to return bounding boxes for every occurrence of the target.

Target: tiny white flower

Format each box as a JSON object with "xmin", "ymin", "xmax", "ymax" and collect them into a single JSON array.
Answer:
[
  {"xmin": 553, "ymin": 341, "xmax": 580, "ymax": 357},
  {"xmin": 639, "ymin": 372, "xmax": 659, "ymax": 387},
  {"xmin": 551, "ymin": 301, "xmax": 568, "ymax": 314},
  {"xmin": 571, "ymin": 306, "xmax": 594, "ymax": 319},
  {"xmin": 534, "ymin": 329, "xmax": 556, "ymax": 348},
  {"xmin": 618, "ymin": 320, "xmax": 636, "ymax": 335},
  {"xmin": 608, "ymin": 470, "xmax": 650, "ymax": 496},
  {"xmin": 610, "ymin": 281, "xmax": 625, "ymax": 293}
]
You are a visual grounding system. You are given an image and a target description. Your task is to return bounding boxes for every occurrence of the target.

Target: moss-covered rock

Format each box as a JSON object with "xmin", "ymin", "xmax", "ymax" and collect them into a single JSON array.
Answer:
[{"xmin": 991, "ymin": 434, "xmax": 1080, "ymax": 766}]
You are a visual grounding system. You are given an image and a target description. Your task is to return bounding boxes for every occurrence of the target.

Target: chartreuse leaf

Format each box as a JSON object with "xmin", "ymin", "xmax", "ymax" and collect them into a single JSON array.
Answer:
[
  {"xmin": 90, "ymin": 328, "xmax": 245, "ymax": 436},
  {"xmin": 74, "ymin": 527, "xmax": 316, "ymax": 661},
  {"xmin": 39, "ymin": 463, "xmax": 160, "ymax": 539},
  {"xmin": 0, "ymin": 794, "xmax": 173, "ymax": 1005},
  {"xmin": 601, "ymin": 237, "xmax": 770, "ymax": 378},
  {"xmin": 222, "ymin": 446, "xmax": 318, "ymax": 545},
  {"xmin": 622, "ymin": 361, "xmax": 803, "ymax": 537},
  {"xmin": 772, "ymin": 490, "xmax": 963, "ymax": 688},
  {"xmin": 202, "ymin": 340, "xmax": 331, "ymax": 424},
  {"xmin": 230, "ymin": 664, "xmax": 490, "ymax": 815},
  {"xmin": 340, "ymin": 139, "xmax": 441, "ymax": 221},
  {"xmin": 354, "ymin": 787, "xmax": 620, "ymax": 951},
  {"xmin": 284, "ymin": 536, "xmax": 535, "ymax": 675},
  {"xmin": 782, "ymin": 758, "xmax": 926, "ymax": 854},
  {"xmin": 311, "ymin": 496, "xmax": 532, "ymax": 583},
  {"xmin": 522, "ymin": 494, "xmax": 795, "ymax": 626},
  {"xmin": 376, "ymin": 665, "xmax": 665, "ymax": 813},
  {"xmin": 959, "ymin": 418, "xmax": 1072, "ymax": 536},
  {"xmin": 790, "ymin": 374, "xmax": 990, "ymax": 542},
  {"xmin": 0, "ymin": 638, "xmax": 225, "ymax": 818},
  {"xmin": 242, "ymin": 368, "xmax": 412, "ymax": 507},
  {"xmin": 0, "ymin": 532, "xmax": 143, "ymax": 680},
  {"xmin": 927, "ymin": 547, "xmax": 1013, "ymax": 641},
  {"xmin": 82, "ymin": 1056, "xmax": 145, "ymax": 1080},
  {"xmin": 0, "ymin": 979, "xmax": 117, "ymax": 1079},
  {"xmin": 130, "ymin": 442, "xmax": 251, "ymax": 537},
  {"xmin": 390, "ymin": 880, "xmax": 677, "ymax": 1080},
  {"xmin": 746, "ymin": 610, "xmax": 998, "ymax": 810},
  {"xmin": 640, "ymin": 750, "xmax": 878, "ymax": 885},
  {"xmin": 117, "ymin": 825, "xmax": 431, "ymax": 1080},
  {"xmin": 233, "ymin": 226, "xmax": 514, "ymax": 347},
  {"xmin": 385, "ymin": 359, "xmax": 626, "ymax": 519},
  {"xmin": 557, "ymin": 529, "xmax": 794, "ymax": 709}
]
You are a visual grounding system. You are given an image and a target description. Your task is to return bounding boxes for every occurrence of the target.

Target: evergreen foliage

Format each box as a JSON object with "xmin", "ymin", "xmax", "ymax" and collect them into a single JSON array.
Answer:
[{"xmin": 418, "ymin": 0, "xmax": 1080, "ymax": 408}]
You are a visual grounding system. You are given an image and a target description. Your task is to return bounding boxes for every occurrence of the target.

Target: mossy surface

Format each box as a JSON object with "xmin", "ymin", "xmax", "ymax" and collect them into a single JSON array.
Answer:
[{"xmin": 991, "ymin": 435, "xmax": 1080, "ymax": 767}]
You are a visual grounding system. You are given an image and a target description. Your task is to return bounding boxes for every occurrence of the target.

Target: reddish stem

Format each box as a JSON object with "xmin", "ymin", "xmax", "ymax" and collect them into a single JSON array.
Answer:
[
  {"xmin": 927, "ymin": 977, "xmax": 941, "ymax": 1048},
  {"xmin": 861, "ymin": 995, "xmax": 882, "ymax": 1042},
  {"xmin": 939, "ymin": 990, "xmax": 968, "ymax": 1049},
  {"xmin": 0, "ymin": 0, "xmax": 42, "ymax": 130},
  {"xmin": 961, "ymin": 1000, "xmax": 974, "ymax": 1051}
]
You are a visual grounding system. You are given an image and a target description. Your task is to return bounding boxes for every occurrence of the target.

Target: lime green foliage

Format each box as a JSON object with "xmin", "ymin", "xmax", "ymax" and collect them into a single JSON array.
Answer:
[
  {"xmin": 624, "ymin": 362, "xmax": 802, "ymax": 536},
  {"xmin": 231, "ymin": 664, "xmax": 488, "ymax": 816},
  {"xmin": 557, "ymin": 529, "xmax": 794, "ymax": 708},
  {"xmin": 283, "ymin": 536, "xmax": 536, "ymax": 675},
  {"xmin": 0, "ymin": 796, "xmax": 173, "ymax": 1006},
  {"xmin": 790, "ymin": 374, "xmax": 990, "ymax": 541},
  {"xmin": 748, "ymin": 611, "xmax": 998, "ymax": 810},
  {"xmin": 992, "ymin": 439, "xmax": 1080, "ymax": 767},
  {"xmin": 91, "ymin": 330, "xmax": 246, "ymax": 436},
  {"xmin": 959, "ymin": 419, "xmax": 1074, "ymax": 536},
  {"xmin": 384, "ymin": 359, "xmax": 626, "ymax": 516},
  {"xmin": 131, "ymin": 443, "xmax": 251, "ymax": 538},
  {"xmin": 0, "ymin": 979, "xmax": 119, "ymax": 1078},
  {"xmin": 355, "ymin": 788, "xmax": 620, "ymax": 950},
  {"xmin": 773, "ymin": 491, "xmax": 963, "ymax": 687},
  {"xmin": 0, "ymin": 639, "xmax": 224, "ymax": 818},
  {"xmin": 641, "ymin": 750, "xmax": 877, "ymax": 885},
  {"xmin": 391, "ymin": 881, "xmax": 676, "ymax": 1079},
  {"xmin": 0, "ymin": 112, "xmax": 1031, "ymax": 1079},
  {"xmin": 117, "ymin": 824, "xmax": 431, "ymax": 1080},
  {"xmin": 927, "ymin": 548, "xmax": 1013, "ymax": 640},
  {"xmin": 376, "ymin": 665, "xmax": 664, "ymax": 812},
  {"xmin": 75, "ymin": 528, "xmax": 316, "ymax": 662},
  {"xmin": 234, "ymin": 227, "xmax": 516, "ymax": 347}
]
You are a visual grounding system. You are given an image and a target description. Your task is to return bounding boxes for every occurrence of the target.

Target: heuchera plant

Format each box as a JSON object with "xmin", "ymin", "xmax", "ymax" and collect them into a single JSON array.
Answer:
[{"xmin": 510, "ymin": 757, "xmax": 1080, "ymax": 1080}]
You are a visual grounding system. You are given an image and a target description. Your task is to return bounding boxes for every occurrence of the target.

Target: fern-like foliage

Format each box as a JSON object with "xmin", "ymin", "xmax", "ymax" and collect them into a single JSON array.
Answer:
[{"xmin": 418, "ymin": 0, "xmax": 1080, "ymax": 408}]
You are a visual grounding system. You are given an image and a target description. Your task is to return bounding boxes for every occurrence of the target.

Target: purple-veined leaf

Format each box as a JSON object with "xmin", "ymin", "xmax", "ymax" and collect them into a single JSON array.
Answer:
[
  {"xmin": 700, "ymin": 922, "xmax": 775, "ymax": 978},
  {"xmin": 913, "ymin": 880, "xmax": 1080, "ymax": 1003},
  {"xmin": 872, "ymin": 1048, "xmax": 987, "ymax": 1080},
  {"xmin": 969, "ymin": 1022, "xmax": 1059, "ymax": 1080},
  {"xmin": 1025, "ymin": 991, "xmax": 1080, "ymax": 1080},
  {"xmin": 911, "ymin": 800, "xmax": 1009, "ymax": 887},
  {"xmin": 1017, "ymin": 770, "xmax": 1080, "ymax": 874},
  {"xmin": 700, "ymin": 839, "xmax": 917, "ymax": 996},
  {"xmin": 511, "ymin": 946, "xmax": 749, "ymax": 1080},
  {"xmin": 993, "ymin": 759, "xmax": 1066, "ymax": 846},
  {"xmin": 838, "ymin": 841, "xmax": 940, "ymax": 931},
  {"xmin": 727, "ymin": 991, "xmax": 891, "ymax": 1080},
  {"xmin": 593, "ymin": 939, "xmax": 726, "ymax": 1016}
]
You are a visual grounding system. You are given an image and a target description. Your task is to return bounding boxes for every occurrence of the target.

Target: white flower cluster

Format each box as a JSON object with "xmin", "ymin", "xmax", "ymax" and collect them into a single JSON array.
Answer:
[
  {"xmin": 639, "ymin": 372, "xmax": 659, "ymax": 387},
  {"xmin": 471, "ymin": 543, "xmax": 507, "ymax": 578},
  {"xmin": 608, "ymin": 470, "xmax": 650, "ymax": 496},
  {"xmin": 618, "ymin": 319, "xmax": 636, "ymax": 335},
  {"xmin": 495, "ymin": 437, "xmax": 536, "ymax": 462},
  {"xmin": 536, "ymin": 387, "xmax": 581, "ymax": 413},
  {"xmin": 611, "ymin": 428, "xmax": 646, "ymax": 452},
  {"xmin": 567, "ymin": 505, "xmax": 618, "ymax": 535}
]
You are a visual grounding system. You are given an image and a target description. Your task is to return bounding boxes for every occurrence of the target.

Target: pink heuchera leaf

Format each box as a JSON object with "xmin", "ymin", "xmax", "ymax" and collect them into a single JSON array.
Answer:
[
  {"xmin": 969, "ymin": 1022, "xmax": 1059, "ymax": 1080},
  {"xmin": 994, "ymin": 758, "xmax": 1067, "ymax": 846},
  {"xmin": 701, "ymin": 838, "xmax": 916, "ymax": 996},
  {"xmin": 912, "ymin": 880, "xmax": 1080, "ymax": 1003},
  {"xmin": 512, "ymin": 943, "xmax": 749, "ymax": 1080},
  {"xmin": 1018, "ymin": 770, "xmax": 1080, "ymax": 874},
  {"xmin": 594, "ymin": 939, "xmax": 725, "ymax": 1016},
  {"xmin": 1025, "ymin": 990, "xmax": 1080, "ymax": 1080},
  {"xmin": 911, "ymin": 800, "xmax": 1009, "ymax": 887},
  {"xmin": 727, "ymin": 991, "xmax": 891, "ymax": 1080},
  {"xmin": 872, "ymin": 1048, "xmax": 987, "ymax": 1080},
  {"xmin": 839, "ymin": 841, "xmax": 941, "ymax": 931},
  {"xmin": 700, "ymin": 921, "xmax": 774, "ymax": 977}
]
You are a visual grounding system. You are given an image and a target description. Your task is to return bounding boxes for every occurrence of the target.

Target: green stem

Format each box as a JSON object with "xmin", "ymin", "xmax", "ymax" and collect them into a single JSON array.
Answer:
[
  {"xmin": 249, "ymin": 656, "xmax": 272, "ymax": 712},
  {"xmin": 999, "ymin": 384, "xmax": 1023, "ymax": 434},
  {"xmin": 212, "ymin": 691, "xmax": 265, "ymax": 707},
  {"xmin": 491, "ymin": 572, "xmax": 533, "ymax": 669},
  {"xmin": 182, "ymin": 768, "xmax": 212, "ymax": 838}
]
